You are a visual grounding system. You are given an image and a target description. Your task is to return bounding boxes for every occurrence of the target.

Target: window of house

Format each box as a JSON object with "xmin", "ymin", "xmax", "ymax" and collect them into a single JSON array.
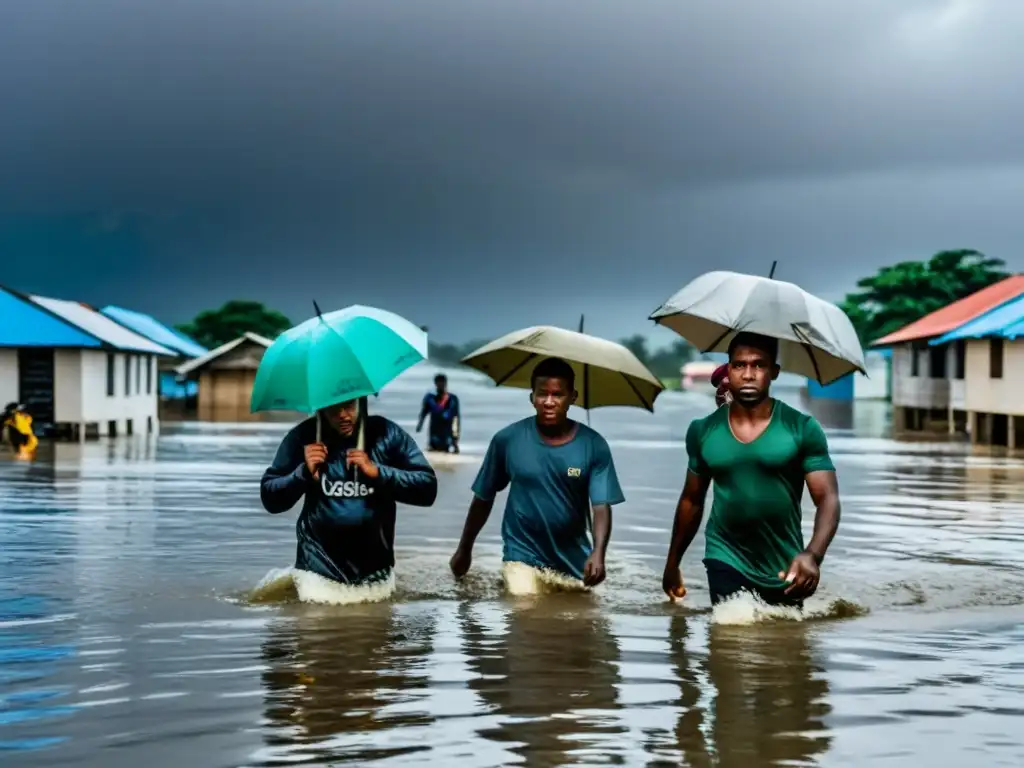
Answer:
[
  {"xmin": 124, "ymin": 354, "xmax": 132, "ymax": 395},
  {"xmin": 146, "ymin": 355, "xmax": 153, "ymax": 395},
  {"xmin": 106, "ymin": 353, "xmax": 116, "ymax": 396},
  {"xmin": 991, "ymin": 338, "xmax": 1004, "ymax": 379},
  {"xmin": 928, "ymin": 343, "xmax": 947, "ymax": 379},
  {"xmin": 910, "ymin": 344, "xmax": 920, "ymax": 377},
  {"xmin": 135, "ymin": 355, "xmax": 141, "ymax": 394},
  {"xmin": 954, "ymin": 339, "xmax": 965, "ymax": 379}
]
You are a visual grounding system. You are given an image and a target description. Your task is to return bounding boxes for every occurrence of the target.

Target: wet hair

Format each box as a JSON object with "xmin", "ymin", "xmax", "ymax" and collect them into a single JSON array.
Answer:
[
  {"xmin": 728, "ymin": 332, "xmax": 779, "ymax": 363},
  {"xmin": 530, "ymin": 357, "xmax": 575, "ymax": 389}
]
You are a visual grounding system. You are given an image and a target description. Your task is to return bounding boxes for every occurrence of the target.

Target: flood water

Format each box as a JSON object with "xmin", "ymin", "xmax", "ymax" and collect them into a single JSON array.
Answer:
[{"xmin": 3, "ymin": 365, "xmax": 1024, "ymax": 766}]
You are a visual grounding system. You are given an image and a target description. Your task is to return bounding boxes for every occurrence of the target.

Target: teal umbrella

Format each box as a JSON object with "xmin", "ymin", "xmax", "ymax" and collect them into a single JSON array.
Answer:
[{"xmin": 250, "ymin": 303, "xmax": 428, "ymax": 418}]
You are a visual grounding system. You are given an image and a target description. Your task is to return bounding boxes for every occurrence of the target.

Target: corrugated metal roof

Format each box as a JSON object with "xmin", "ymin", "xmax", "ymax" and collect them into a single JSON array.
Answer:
[
  {"xmin": 175, "ymin": 332, "xmax": 273, "ymax": 376},
  {"xmin": 29, "ymin": 295, "xmax": 176, "ymax": 355},
  {"xmin": 100, "ymin": 305, "xmax": 208, "ymax": 358},
  {"xmin": 871, "ymin": 275, "xmax": 1024, "ymax": 346},
  {"xmin": 931, "ymin": 293, "xmax": 1024, "ymax": 344},
  {"xmin": 0, "ymin": 287, "xmax": 103, "ymax": 348}
]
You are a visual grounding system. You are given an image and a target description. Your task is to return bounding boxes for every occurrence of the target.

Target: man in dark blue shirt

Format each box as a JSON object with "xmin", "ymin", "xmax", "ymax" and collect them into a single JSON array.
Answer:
[
  {"xmin": 260, "ymin": 397, "xmax": 438, "ymax": 587},
  {"xmin": 417, "ymin": 373, "xmax": 460, "ymax": 453},
  {"xmin": 449, "ymin": 358, "xmax": 625, "ymax": 589}
]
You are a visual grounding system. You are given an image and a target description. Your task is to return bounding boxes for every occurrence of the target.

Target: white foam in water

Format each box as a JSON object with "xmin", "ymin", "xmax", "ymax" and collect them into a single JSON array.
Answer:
[
  {"xmin": 709, "ymin": 590, "xmax": 842, "ymax": 625},
  {"xmin": 424, "ymin": 452, "xmax": 482, "ymax": 467},
  {"xmin": 501, "ymin": 561, "xmax": 588, "ymax": 595},
  {"xmin": 251, "ymin": 566, "xmax": 396, "ymax": 605}
]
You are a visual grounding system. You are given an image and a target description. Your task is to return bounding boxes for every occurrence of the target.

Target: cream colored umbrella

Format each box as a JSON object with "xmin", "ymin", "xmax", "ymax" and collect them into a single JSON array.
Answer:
[{"xmin": 461, "ymin": 325, "xmax": 665, "ymax": 411}]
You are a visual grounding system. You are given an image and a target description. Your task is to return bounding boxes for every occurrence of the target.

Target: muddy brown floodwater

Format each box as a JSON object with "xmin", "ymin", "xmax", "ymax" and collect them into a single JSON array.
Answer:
[{"xmin": 3, "ymin": 366, "xmax": 1024, "ymax": 767}]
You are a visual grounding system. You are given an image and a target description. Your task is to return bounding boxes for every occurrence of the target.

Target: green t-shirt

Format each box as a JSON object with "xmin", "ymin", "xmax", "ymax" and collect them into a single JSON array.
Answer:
[{"xmin": 685, "ymin": 399, "xmax": 835, "ymax": 590}]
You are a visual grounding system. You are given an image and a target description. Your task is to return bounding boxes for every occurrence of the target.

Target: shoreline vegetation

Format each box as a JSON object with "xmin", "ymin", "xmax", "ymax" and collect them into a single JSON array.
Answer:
[{"xmin": 172, "ymin": 249, "xmax": 1012, "ymax": 393}]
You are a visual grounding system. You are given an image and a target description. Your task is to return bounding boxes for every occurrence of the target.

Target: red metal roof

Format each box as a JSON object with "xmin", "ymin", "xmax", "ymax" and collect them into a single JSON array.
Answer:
[{"xmin": 872, "ymin": 275, "xmax": 1024, "ymax": 346}]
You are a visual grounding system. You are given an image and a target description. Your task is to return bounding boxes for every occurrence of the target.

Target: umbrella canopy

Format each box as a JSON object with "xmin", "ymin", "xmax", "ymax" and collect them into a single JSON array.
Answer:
[
  {"xmin": 649, "ymin": 271, "xmax": 866, "ymax": 385},
  {"xmin": 461, "ymin": 325, "xmax": 664, "ymax": 411},
  {"xmin": 250, "ymin": 304, "xmax": 427, "ymax": 415}
]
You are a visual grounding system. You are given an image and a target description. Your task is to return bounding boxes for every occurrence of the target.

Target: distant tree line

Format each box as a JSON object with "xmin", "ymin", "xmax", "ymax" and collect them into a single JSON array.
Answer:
[
  {"xmin": 173, "ymin": 306, "xmax": 698, "ymax": 379},
  {"xmin": 174, "ymin": 249, "xmax": 1007, "ymax": 365}
]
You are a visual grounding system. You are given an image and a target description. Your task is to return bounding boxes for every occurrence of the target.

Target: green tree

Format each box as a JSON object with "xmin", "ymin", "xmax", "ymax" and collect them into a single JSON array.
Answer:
[
  {"xmin": 647, "ymin": 339, "xmax": 696, "ymax": 378},
  {"xmin": 839, "ymin": 249, "xmax": 1009, "ymax": 344},
  {"xmin": 177, "ymin": 300, "xmax": 293, "ymax": 349},
  {"xmin": 618, "ymin": 335, "xmax": 695, "ymax": 379},
  {"xmin": 619, "ymin": 335, "xmax": 650, "ymax": 365}
]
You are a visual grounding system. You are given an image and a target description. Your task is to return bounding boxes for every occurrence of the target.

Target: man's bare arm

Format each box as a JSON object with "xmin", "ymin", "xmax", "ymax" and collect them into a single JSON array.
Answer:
[
  {"xmin": 803, "ymin": 470, "xmax": 840, "ymax": 563},
  {"xmin": 665, "ymin": 470, "xmax": 711, "ymax": 568}
]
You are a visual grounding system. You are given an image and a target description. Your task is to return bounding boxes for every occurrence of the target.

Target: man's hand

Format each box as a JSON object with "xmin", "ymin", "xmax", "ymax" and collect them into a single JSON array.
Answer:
[
  {"xmin": 449, "ymin": 546, "xmax": 472, "ymax": 578},
  {"xmin": 779, "ymin": 551, "xmax": 820, "ymax": 598},
  {"xmin": 582, "ymin": 553, "xmax": 606, "ymax": 587},
  {"xmin": 662, "ymin": 564, "xmax": 687, "ymax": 601},
  {"xmin": 303, "ymin": 443, "xmax": 327, "ymax": 480},
  {"xmin": 346, "ymin": 449, "xmax": 379, "ymax": 479}
]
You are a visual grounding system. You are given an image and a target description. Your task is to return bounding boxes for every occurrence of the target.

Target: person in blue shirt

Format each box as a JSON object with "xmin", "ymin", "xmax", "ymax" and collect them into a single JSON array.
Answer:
[
  {"xmin": 416, "ymin": 374, "xmax": 460, "ymax": 453},
  {"xmin": 449, "ymin": 357, "xmax": 625, "ymax": 588},
  {"xmin": 260, "ymin": 397, "xmax": 438, "ymax": 587}
]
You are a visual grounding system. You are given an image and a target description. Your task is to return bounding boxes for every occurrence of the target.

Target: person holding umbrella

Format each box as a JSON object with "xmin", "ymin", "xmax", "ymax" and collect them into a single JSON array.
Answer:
[
  {"xmin": 660, "ymin": 332, "xmax": 841, "ymax": 607},
  {"xmin": 260, "ymin": 396, "xmax": 437, "ymax": 589},
  {"xmin": 255, "ymin": 304, "xmax": 438, "ymax": 594},
  {"xmin": 449, "ymin": 356, "xmax": 626, "ymax": 592}
]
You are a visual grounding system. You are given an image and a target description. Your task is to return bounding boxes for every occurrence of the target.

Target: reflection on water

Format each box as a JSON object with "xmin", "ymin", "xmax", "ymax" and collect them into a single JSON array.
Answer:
[
  {"xmin": 257, "ymin": 604, "xmax": 439, "ymax": 764},
  {"xmin": 3, "ymin": 363, "xmax": 1024, "ymax": 765},
  {"xmin": 462, "ymin": 598, "xmax": 622, "ymax": 765},
  {"xmin": 0, "ymin": 596, "xmax": 77, "ymax": 752}
]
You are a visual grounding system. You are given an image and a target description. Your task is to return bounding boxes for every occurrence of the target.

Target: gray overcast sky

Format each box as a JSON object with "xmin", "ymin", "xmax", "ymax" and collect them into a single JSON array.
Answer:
[{"xmin": 2, "ymin": 0, "xmax": 1023, "ymax": 343}]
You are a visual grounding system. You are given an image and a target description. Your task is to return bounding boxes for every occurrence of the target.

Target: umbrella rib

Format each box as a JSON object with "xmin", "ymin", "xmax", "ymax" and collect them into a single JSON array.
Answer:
[
  {"xmin": 493, "ymin": 352, "xmax": 538, "ymax": 387},
  {"xmin": 792, "ymin": 324, "xmax": 824, "ymax": 384},
  {"xmin": 621, "ymin": 372, "xmax": 653, "ymax": 412},
  {"xmin": 702, "ymin": 319, "xmax": 752, "ymax": 354}
]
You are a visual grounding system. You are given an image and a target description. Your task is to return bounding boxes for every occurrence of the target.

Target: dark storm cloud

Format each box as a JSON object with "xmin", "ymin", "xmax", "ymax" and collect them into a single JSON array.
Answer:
[{"xmin": 1, "ymin": 0, "xmax": 1022, "ymax": 340}]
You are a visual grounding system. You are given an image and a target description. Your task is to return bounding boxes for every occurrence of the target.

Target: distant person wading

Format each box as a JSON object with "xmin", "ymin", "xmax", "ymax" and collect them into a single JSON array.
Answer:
[{"xmin": 417, "ymin": 373, "xmax": 460, "ymax": 453}]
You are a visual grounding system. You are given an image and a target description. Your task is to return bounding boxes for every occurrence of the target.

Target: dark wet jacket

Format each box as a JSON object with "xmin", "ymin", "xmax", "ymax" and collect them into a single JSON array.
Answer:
[{"xmin": 260, "ymin": 415, "xmax": 438, "ymax": 585}]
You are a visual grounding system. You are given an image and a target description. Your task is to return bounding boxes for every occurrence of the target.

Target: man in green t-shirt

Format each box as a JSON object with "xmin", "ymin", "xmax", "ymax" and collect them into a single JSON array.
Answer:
[{"xmin": 661, "ymin": 332, "xmax": 841, "ymax": 607}]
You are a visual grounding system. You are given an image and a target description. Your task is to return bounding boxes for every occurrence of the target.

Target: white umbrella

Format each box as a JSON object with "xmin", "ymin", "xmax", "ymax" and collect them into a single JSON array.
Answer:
[
  {"xmin": 461, "ymin": 325, "xmax": 664, "ymax": 411},
  {"xmin": 649, "ymin": 270, "xmax": 866, "ymax": 385}
]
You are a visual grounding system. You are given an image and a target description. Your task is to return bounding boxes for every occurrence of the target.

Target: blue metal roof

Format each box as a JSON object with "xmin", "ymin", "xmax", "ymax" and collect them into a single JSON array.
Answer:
[
  {"xmin": 0, "ymin": 287, "xmax": 102, "ymax": 348},
  {"xmin": 100, "ymin": 305, "xmax": 208, "ymax": 358},
  {"xmin": 931, "ymin": 294, "xmax": 1024, "ymax": 345}
]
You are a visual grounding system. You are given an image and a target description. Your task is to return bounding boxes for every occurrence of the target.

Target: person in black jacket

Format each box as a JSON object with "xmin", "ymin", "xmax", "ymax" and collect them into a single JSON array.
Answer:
[{"xmin": 260, "ymin": 396, "xmax": 438, "ymax": 587}]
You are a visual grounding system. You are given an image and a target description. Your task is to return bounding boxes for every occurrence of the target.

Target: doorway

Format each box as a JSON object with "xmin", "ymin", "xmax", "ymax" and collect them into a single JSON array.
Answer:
[{"xmin": 17, "ymin": 348, "xmax": 55, "ymax": 429}]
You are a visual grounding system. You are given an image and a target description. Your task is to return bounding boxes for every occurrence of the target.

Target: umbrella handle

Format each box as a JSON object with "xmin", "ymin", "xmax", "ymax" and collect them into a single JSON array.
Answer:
[
  {"xmin": 353, "ymin": 397, "xmax": 366, "ymax": 482},
  {"xmin": 314, "ymin": 412, "xmax": 326, "ymax": 484}
]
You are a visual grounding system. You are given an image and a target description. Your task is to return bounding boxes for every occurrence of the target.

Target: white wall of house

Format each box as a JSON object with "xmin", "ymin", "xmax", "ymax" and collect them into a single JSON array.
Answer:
[
  {"xmin": 0, "ymin": 349, "xmax": 17, "ymax": 405},
  {"xmin": 80, "ymin": 351, "xmax": 160, "ymax": 436},
  {"xmin": 853, "ymin": 350, "xmax": 890, "ymax": 400},
  {"xmin": 53, "ymin": 349, "xmax": 83, "ymax": 422},
  {"xmin": 964, "ymin": 338, "xmax": 1024, "ymax": 416},
  {"xmin": 0, "ymin": 348, "xmax": 163, "ymax": 437},
  {"xmin": 890, "ymin": 343, "xmax": 952, "ymax": 410}
]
